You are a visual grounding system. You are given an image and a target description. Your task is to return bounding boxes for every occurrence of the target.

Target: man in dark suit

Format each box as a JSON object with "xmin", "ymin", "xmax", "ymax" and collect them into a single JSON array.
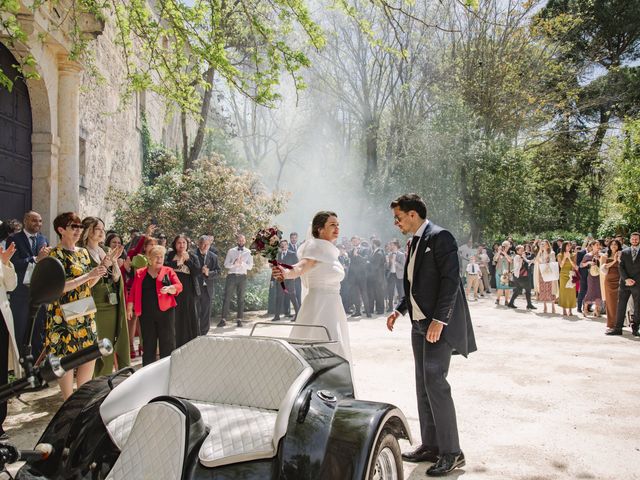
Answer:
[
  {"xmin": 387, "ymin": 194, "xmax": 476, "ymax": 477},
  {"xmin": 348, "ymin": 237, "xmax": 371, "ymax": 318},
  {"xmin": 609, "ymin": 232, "xmax": 640, "ymax": 336},
  {"xmin": 386, "ymin": 240, "xmax": 405, "ymax": 312},
  {"xmin": 195, "ymin": 235, "xmax": 220, "ymax": 335},
  {"xmin": 273, "ymin": 240, "xmax": 299, "ymax": 321},
  {"xmin": 8, "ymin": 211, "xmax": 50, "ymax": 358},
  {"xmin": 367, "ymin": 239, "xmax": 386, "ymax": 315},
  {"xmin": 288, "ymin": 232, "xmax": 301, "ymax": 312}
]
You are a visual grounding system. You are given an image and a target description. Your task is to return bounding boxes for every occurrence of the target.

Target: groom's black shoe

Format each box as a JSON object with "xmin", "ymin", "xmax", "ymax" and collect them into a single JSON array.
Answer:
[
  {"xmin": 401, "ymin": 445, "xmax": 439, "ymax": 463},
  {"xmin": 426, "ymin": 452, "xmax": 465, "ymax": 476}
]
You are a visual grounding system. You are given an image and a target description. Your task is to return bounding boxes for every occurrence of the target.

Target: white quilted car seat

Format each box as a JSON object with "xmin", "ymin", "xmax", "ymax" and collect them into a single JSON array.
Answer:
[
  {"xmin": 100, "ymin": 336, "xmax": 313, "ymax": 469},
  {"xmin": 106, "ymin": 398, "xmax": 206, "ymax": 480}
]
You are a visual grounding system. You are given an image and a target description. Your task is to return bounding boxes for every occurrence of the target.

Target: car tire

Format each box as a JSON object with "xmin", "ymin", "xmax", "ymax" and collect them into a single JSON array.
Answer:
[{"xmin": 368, "ymin": 428, "xmax": 403, "ymax": 480}]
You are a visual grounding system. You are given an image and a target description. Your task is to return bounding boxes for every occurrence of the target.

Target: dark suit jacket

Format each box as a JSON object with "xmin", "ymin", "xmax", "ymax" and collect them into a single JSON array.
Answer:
[
  {"xmin": 619, "ymin": 248, "xmax": 640, "ymax": 285},
  {"xmin": 348, "ymin": 247, "xmax": 369, "ymax": 277},
  {"xmin": 195, "ymin": 249, "xmax": 219, "ymax": 296},
  {"xmin": 277, "ymin": 250, "xmax": 298, "ymax": 268},
  {"xmin": 368, "ymin": 247, "xmax": 386, "ymax": 280},
  {"xmin": 396, "ymin": 222, "xmax": 477, "ymax": 357},
  {"xmin": 9, "ymin": 231, "xmax": 49, "ymax": 288}
]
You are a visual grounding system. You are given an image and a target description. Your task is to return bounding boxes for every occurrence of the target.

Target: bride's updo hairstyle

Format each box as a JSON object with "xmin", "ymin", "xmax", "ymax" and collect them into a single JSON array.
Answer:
[{"xmin": 312, "ymin": 211, "xmax": 338, "ymax": 238}]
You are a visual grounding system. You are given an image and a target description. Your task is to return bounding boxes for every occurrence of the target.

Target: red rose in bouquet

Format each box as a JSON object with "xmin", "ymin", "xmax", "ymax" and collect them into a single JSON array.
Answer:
[{"xmin": 251, "ymin": 227, "xmax": 297, "ymax": 302}]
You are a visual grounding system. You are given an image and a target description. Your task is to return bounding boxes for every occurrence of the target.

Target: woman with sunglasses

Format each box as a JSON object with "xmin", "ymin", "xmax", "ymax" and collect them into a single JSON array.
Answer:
[{"xmin": 45, "ymin": 212, "xmax": 107, "ymax": 400}]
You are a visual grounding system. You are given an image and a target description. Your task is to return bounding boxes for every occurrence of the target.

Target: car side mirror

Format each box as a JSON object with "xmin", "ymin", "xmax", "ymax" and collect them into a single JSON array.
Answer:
[{"xmin": 29, "ymin": 257, "xmax": 66, "ymax": 306}]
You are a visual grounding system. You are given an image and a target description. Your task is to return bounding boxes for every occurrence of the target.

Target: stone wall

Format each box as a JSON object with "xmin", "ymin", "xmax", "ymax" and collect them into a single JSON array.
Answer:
[
  {"xmin": 77, "ymin": 14, "xmax": 184, "ymax": 226},
  {"xmin": 3, "ymin": 0, "xmax": 193, "ymax": 239}
]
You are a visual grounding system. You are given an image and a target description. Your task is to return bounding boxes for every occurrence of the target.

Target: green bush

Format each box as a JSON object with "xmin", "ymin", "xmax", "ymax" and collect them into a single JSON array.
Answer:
[{"xmin": 211, "ymin": 268, "xmax": 271, "ymax": 315}]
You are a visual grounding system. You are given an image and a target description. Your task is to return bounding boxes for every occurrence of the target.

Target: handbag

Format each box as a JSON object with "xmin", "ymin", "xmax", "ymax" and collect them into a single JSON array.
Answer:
[
  {"xmin": 540, "ymin": 261, "xmax": 560, "ymax": 282},
  {"xmin": 61, "ymin": 296, "xmax": 97, "ymax": 321},
  {"xmin": 500, "ymin": 271, "xmax": 512, "ymax": 285},
  {"xmin": 566, "ymin": 274, "xmax": 576, "ymax": 288}
]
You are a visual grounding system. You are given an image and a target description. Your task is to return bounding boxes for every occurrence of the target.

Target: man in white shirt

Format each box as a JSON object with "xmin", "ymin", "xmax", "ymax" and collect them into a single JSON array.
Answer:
[
  {"xmin": 465, "ymin": 257, "xmax": 481, "ymax": 301},
  {"xmin": 218, "ymin": 234, "xmax": 254, "ymax": 328},
  {"xmin": 458, "ymin": 239, "xmax": 475, "ymax": 280}
]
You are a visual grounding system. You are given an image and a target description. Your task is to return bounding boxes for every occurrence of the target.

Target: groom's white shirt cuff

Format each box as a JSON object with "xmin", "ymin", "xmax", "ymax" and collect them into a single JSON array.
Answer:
[{"xmin": 395, "ymin": 310, "xmax": 446, "ymax": 325}]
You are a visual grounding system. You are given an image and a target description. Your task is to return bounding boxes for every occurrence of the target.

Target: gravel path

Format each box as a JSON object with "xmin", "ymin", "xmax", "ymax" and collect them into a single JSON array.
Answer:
[{"xmin": 5, "ymin": 299, "xmax": 639, "ymax": 479}]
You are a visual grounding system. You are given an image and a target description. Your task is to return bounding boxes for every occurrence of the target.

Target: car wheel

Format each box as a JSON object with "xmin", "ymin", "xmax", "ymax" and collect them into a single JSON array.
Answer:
[{"xmin": 369, "ymin": 429, "xmax": 403, "ymax": 480}]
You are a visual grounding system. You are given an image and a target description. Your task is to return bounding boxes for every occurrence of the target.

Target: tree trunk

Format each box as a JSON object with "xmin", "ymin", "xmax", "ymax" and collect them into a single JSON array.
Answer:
[
  {"xmin": 459, "ymin": 164, "xmax": 481, "ymax": 242},
  {"xmin": 181, "ymin": 111, "xmax": 189, "ymax": 170},
  {"xmin": 587, "ymin": 107, "xmax": 610, "ymax": 198},
  {"xmin": 364, "ymin": 120, "xmax": 379, "ymax": 185},
  {"xmin": 186, "ymin": 67, "xmax": 215, "ymax": 171}
]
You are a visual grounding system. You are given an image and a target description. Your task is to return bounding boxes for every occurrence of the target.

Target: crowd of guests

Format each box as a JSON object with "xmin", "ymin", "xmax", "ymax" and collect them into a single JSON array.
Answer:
[
  {"xmin": 0, "ymin": 209, "xmax": 637, "ymax": 440},
  {"xmin": 268, "ymin": 230, "xmax": 640, "ymax": 341},
  {"xmin": 458, "ymin": 235, "xmax": 640, "ymax": 337},
  {"xmin": 266, "ymin": 233, "xmax": 407, "ymax": 320},
  {"xmin": 0, "ymin": 210, "xmax": 263, "ymax": 440}
]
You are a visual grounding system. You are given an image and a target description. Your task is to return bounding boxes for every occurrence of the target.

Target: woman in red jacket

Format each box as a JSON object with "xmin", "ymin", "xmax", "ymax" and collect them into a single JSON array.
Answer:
[{"xmin": 127, "ymin": 245, "xmax": 183, "ymax": 365}]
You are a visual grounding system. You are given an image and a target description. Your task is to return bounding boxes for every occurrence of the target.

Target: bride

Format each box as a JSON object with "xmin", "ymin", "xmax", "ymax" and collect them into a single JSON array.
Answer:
[{"xmin": 271, "ymin": 211, "xmax": 352, "ymax": 362}]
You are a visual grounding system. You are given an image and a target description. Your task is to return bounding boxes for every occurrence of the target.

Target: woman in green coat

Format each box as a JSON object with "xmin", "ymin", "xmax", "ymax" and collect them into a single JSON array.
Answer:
[{"xmin": 80, "ymin": 217, "xmax": 130, "ymax": 377}]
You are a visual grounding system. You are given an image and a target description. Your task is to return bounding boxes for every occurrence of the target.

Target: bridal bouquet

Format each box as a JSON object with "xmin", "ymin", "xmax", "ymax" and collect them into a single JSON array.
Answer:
[
  {"xmin": 251, "ymin": 228, "xmax": 296, "ymax": 301},
  {"xmin": 250, "ymin": 227, "xmax": 282, "ymax": 263}
]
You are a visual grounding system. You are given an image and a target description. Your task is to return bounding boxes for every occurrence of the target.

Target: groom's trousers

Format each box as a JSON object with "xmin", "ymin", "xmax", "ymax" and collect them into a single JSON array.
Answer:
[{"xmin": 411, "ymin": 319, "xmax": 460, "ymax": 455}]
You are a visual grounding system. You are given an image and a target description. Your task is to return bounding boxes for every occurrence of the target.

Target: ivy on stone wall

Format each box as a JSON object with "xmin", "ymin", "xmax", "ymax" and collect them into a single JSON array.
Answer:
[{"xmin": 0, "ymin": 0, "xmax": 40, "ymax": 91}]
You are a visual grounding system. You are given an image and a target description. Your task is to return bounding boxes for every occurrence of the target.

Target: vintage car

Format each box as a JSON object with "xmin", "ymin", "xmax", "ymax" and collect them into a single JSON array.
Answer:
[{"xmin": 13, "ymin": 323, "xmax": 412, "ymax": 480}]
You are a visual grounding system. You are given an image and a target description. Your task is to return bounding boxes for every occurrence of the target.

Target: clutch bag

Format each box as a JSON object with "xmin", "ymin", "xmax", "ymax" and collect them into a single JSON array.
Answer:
[{"xmin": 61, "ymin": 296, "xmax": 97, "ymax": 321}]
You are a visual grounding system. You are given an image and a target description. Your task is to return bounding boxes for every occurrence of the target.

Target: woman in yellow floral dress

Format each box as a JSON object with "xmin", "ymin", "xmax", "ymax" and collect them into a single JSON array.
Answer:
[{"xmin": 46, "ymin": 212, "xmax": 106, "ymax": 400}]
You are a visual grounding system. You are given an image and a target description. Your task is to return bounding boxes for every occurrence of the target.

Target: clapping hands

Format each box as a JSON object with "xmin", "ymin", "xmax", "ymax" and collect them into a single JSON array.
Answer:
[
  {"xmin": 88, "ymin": 265, "xmax": 108, "ymax": 279},
  {"xmin": 0, "ymin": 243, "xmax": 16, "ymax": 265},
  {"xmin": 36, "ymin": 245, "xmax": 51, "ymax": 262}
]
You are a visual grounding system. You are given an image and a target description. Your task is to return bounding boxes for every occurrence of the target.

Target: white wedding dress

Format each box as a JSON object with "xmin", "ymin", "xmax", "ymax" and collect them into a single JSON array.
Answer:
[{"xmin": 289, "ymin": 238, "xmax": 352, "ymax": 363}]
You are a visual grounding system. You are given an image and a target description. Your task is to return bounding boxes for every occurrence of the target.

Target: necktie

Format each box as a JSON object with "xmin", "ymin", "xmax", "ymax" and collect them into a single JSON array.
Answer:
[
  {"xmin": 410, "ymin": 235, "xmax": 420, "ymax": 258},
  {"xmin": 30, "ymin": 235, "xmax": 37, "ymax": 256},
  {"xmin": 633, "ymin": 248, "xmax": 638, "ymax": 262}
]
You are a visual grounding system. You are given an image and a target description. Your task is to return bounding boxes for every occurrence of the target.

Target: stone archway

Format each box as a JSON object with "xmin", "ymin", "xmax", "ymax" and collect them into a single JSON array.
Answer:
[{"xmin": 0, "ymin": 42, "xmax": 33, "ymax": 220}]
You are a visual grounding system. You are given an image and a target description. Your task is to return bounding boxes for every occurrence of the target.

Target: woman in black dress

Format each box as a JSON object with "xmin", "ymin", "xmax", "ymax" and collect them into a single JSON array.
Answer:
[{"xmin": 165, "ymin": 235, "xmax": 202, "ymax": 348}]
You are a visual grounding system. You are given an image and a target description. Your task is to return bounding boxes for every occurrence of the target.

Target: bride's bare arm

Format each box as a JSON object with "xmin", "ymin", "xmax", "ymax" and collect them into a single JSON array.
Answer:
[{"xmin": 272, "ymin": 258, "xmax": 317, "ymax": 281}]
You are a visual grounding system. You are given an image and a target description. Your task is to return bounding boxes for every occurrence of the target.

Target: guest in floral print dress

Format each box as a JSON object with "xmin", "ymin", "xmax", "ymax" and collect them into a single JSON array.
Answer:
[{"xmin": 45, "ymin": 212, "xmax": 106, "ymax": 400}]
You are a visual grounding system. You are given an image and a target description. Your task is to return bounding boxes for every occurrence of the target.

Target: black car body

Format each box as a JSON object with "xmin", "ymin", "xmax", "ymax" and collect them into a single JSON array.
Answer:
[{"xmin": 17, "ymin": 334, "xmax": 411, "ymax": 480}]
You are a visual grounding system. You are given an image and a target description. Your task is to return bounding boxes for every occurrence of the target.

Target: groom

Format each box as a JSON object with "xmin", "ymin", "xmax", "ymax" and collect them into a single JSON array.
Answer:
[{"xmin": 387, "ymin": 193, "xmax": 476, "ymax": 477}]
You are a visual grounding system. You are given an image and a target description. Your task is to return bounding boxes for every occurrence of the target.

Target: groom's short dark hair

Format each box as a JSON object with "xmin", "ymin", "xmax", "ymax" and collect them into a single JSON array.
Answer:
[{"xmin": 390, "ymin": 194, "xmax": 427, "ymax": 219}]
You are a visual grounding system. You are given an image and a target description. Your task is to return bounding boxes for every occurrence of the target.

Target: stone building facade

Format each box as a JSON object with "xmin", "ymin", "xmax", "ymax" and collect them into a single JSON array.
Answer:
[{"xmin": 0, "ymin": 1, "xmax": 182, "ymax": 240}]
